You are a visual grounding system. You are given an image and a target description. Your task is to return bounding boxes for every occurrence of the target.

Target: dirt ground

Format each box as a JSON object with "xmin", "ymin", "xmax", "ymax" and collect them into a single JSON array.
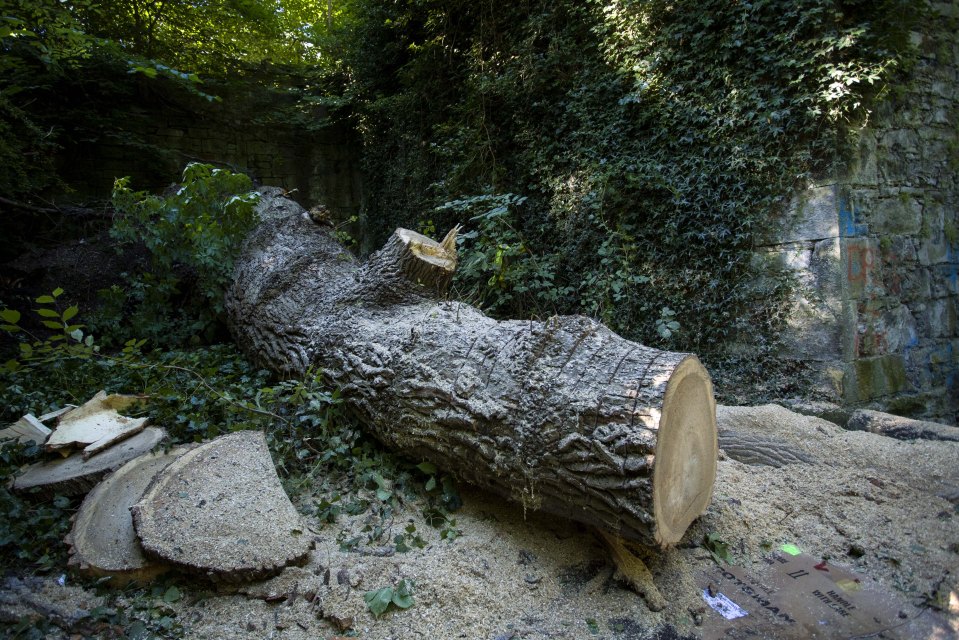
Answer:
[{"xmin": 3, "ymin": 404, "xmax": 958, "ymax": 639}]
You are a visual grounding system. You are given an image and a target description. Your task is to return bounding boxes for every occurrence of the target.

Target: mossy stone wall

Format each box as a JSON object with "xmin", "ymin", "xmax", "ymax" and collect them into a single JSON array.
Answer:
[{"xmin": 766, "ymin": 2, "xmax": 959, "ymax": 423}]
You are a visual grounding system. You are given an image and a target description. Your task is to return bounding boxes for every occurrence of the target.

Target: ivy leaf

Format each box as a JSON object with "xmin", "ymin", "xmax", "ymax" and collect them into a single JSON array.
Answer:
[
  {"xmin": 416, "ymin": 462, "xmax": 437, "ymax": 475},
  {"xmin": 364, "ymin": 587, "xmax": 393, "ymax": 617},
  {"xmin": 163, "ymin": 586, "xmax": 181, "ymax": 603},
  {"xmin": 704, "ymin": 532, "xmax": 732, "ymax": 565},
  {"xmin": 391, "ymin": 580, "xmax": 414, "ymax": 609}
]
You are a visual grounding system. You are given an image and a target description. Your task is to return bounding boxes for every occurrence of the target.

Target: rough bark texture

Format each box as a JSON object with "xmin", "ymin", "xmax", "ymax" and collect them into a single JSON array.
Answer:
[
  {"xmin": 718, "ymin": 430, "xmax": 816, "ymax": 467},
  {"xmin": 226, "ymin": 195, "xmax": 718, "ymax": 548}
]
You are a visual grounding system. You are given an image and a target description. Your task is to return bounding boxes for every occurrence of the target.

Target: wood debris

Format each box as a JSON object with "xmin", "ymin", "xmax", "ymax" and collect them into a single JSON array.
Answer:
[
  {"xmin": 45, "ymin": 391, "xmax": 149, "ymax": 459},
  {"xmin": 132, "ymin": 430, "xmax": 313, "ymax": 582},
  {"xmin": 0, "ymin": 414, "xmax": 52, "ymax": 445},
  {"xmin": 13, "ymin": 427, "xmax": 168, "ymax": 498}
]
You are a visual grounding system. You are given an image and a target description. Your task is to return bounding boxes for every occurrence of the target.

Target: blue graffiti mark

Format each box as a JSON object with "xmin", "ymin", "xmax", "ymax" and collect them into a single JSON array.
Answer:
[
  {"xmin": 903, "ymin": 332, "xmax": 920, "ymax": 362},
  {"xmin": 945, "ymin": 242, "xmax": 958, "ymax": 292},
  {"xmin": 837, "ymin": 187, "xmax": 867, "ymax": 238},
  {"xmin": 926, "ymin": 343, "xmax": 958, "ymax": 393}
]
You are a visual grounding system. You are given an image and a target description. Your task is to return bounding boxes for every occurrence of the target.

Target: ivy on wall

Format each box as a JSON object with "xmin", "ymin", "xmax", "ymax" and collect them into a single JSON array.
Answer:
[{"xmin": 346, "ymin": 0, "xmax": 921, "ymax": 355}]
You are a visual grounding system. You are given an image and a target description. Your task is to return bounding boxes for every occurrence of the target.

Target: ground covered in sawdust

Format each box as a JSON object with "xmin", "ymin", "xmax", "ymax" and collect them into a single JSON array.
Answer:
[{"xmin": 4, "ymin": 404, "xmax": 958, "ymax": 639}]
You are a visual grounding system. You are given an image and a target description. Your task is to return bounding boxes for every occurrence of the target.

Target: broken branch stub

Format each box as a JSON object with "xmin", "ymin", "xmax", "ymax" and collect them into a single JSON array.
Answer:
[{"xmin": 226, "ymin": 195, "xmax": 718, "ymax": 548}]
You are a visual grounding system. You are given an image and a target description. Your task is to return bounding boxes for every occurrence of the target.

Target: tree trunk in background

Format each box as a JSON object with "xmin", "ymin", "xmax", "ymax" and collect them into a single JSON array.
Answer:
[{"xmin": 225, "ymin": 194, "xmax": 718, "ymax": 548}]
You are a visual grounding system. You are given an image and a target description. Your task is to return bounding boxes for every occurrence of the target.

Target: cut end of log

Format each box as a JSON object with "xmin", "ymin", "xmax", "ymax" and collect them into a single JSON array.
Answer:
[
  {"xmin": 397, "ymin": 227, "xmax": 458, "ymax": 272},
  {"xmin": 652, "ymin": 355, "xmax": 717, "ymax": 548},
  {"xmin": 357, "ymin": 227, "xmax": 461, "ymax": 301}
]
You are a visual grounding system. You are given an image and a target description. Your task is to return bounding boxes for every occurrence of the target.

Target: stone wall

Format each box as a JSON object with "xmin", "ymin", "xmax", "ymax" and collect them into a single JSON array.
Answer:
[
  {"xmin": 57, "ymin": 102, "xmax": 363, "ymax": 219},
  {"xmin": 766, "ymin": 3, "xmax": 959, "ymax": 424}
]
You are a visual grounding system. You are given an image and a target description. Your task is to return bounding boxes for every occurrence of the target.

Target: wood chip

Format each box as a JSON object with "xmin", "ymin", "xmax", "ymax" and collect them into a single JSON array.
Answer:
[
  {"xmin": 45, "ymin": 391, "xmax": 149, "ymax": 459},
  {"xmin": 0, "ymin": 415, "xmax": 51, "ymax": 445},
  {"xmin": 66, "ymin": 446, "xmax": 194, "ymax": 584}
]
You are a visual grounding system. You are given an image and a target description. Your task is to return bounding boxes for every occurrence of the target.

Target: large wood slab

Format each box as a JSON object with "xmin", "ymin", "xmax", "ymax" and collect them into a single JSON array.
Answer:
[
  {"xmin": 66, "ymin": 447, "xmax": 193, "ymax": 584},
  {"xmin": 45, "ymin": 391, "xmax": 149, "ymax": 458},
  {"xmin": 132, "ymin": 430, "xmax": 312, "ymax": 582}
]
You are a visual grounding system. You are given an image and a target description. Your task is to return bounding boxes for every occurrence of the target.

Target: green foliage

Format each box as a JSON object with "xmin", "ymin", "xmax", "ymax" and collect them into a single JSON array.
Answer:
[
  {"xmin": 704, "ymin": 532, "xmax": 733, "ymax": 565},
  {"xmin": 442, "ymin": 193, "xmax": 571, "ymax": 315},
  {"xmin": 0, "ymin": 442, "xmax": 76, "ymax": 572},
  {"xmin": 1, "ymin": 288, "xmax": 103, "ymax": 373},
  {"xmin": 344, "ymin": 0, "xmax": 922, "ymax": 355},
  {"xmin": 655, "ymin": 307, "xmax": 681, "ymax": 342},
  {"xmin": 0, "ymin": 289, "xmax": 464, "ymax": 585},
  {"xmin": 105, "ymin": 163, "xmax": 259, "ymax": 346},
  {"xmin": 364, "ymin": 579, "xmax": 414, "ymax": 617}
]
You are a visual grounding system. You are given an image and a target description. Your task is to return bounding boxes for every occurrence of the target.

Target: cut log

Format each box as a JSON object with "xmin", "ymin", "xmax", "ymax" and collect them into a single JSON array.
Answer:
[
  {"xmin": 225, "ymin": 194, "xmax": 718, "ymax": 548},
  {"xmin": 847, "ymin": 409, "xmax": 959, "ymax": 442},
  {"xmin": 12, "ymin": 427, "xmax": 167, "ymax": 498},
  {"xmin": 131, "ymin": 430, "xmax": 312, "ymax": 582},
  {"xmin": 65, "ymin": 446, "xmax": 193, "ymax": 584}
]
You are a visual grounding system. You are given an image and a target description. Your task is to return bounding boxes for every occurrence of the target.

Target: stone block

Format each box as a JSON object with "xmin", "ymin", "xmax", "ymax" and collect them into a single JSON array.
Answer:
[
  {"xmin": 810, "ymin": 237, "xmax": 843, "ymax": 309},
  {"xmin": 881, "ymin": 304, "xmax": 919, "ymax": 353},
  {"xmin": 851, "ymin": 355, "xmax": 909, "ymax": 402},
  {"xmin": 924, "ymin": 298, "xmax": 958, "ymax": 337},
  {"xmin": 878, "ymin": 129, "xmax": 921, "ymax": 182},
  {"xmin": 781, "ymin": 290, "xmax": 842, "ymax": 362},
  {"xmin": 917, "ymin": 232, "xmax": 952, "ymax": 265},
  {"xmin": 839, "ymin": 187, "xmax": 870, "ymax": 237},
  {"xmin": 762, "ymin": 186, "xmax": 838, "ymax": 244},
  {"xmin": 930, "ymin": 263, "xmax": 959, "ymax": 296},
  {"xmin": 848, "ymin": 131, "xmax": 879, "ymax": 186},
  {"xmin": 873, "ymin": 195, "xmax": 923, "ymax": 235}
]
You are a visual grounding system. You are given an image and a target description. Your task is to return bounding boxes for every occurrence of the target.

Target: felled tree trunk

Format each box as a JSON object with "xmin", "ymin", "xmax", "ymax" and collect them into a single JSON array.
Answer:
[{"xmin": 226, "ymin": 196, "xmax": 717, "ymax": 548}]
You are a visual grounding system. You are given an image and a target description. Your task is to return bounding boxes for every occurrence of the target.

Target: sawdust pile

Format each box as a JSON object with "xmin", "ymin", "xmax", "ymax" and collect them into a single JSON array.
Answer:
[{"xmin": 3, "ymin": 404, "xmax": 957, "ymax": 639}]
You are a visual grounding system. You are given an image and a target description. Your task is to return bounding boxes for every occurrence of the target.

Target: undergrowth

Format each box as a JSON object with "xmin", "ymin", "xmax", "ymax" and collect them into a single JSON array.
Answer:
[{"xmin": 0, "ymin": 296, "xmax": 460, "ymax": 639}]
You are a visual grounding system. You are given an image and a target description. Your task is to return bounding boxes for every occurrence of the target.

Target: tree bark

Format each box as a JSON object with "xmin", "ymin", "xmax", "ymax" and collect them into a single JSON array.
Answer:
[{"xmin": 225, "ymin": 196, "xmax": 718, "ymax": 548}]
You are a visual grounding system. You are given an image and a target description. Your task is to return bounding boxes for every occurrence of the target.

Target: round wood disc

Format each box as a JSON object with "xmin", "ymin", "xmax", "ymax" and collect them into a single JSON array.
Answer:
[
  {"xmin": 131, "ymin": 430, "xmax": 312, "ymax": 582},
  {"xmin": 67, "ymin": 447, "xmax": 191, "ymax": 583},
  {"xmin": 652, "ymin": 355, "xmax": 718, "ymax": 547}
]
